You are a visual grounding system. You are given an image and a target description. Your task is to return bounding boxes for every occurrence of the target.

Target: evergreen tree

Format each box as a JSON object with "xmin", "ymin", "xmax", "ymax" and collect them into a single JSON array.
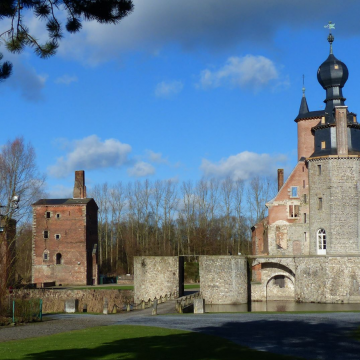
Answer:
[{"xmin": 0, "ymin": 0, "xmax": 134, "ymax": 80}]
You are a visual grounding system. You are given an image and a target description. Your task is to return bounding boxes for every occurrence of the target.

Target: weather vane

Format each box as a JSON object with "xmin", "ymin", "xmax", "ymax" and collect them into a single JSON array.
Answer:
[
  {"xmin": 324, "ymin": 21, "xmax": 335, "ymax": 31},
  {"xmin": 324, "ymin": 21, "xmax": 335, "ymax": 54},
  {"xmin": 302, "ymin": 74, "xmax": 305, "ymax": 97}
]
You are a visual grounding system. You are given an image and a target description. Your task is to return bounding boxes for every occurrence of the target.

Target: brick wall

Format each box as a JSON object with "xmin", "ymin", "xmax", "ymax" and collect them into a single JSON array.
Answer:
[
  {"xmin": 32, "ymin": 201, "xmax": 98, "ymax": 286},
  {"xmin": 296, "ymin": 118, "xmax": 319, "ymax": 160}
]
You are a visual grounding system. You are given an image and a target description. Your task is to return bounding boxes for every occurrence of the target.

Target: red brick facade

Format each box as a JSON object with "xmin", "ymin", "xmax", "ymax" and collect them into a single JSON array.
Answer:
[
  {"xmin": 32, "ymin": 171, "xmax": 98, "ymax": 286},
  {"xmin": 252, "ymin": 114, "xmax": 322, "ymax": 256},
  {"xmin": 296, "ymin": 118, "xmax": 319, "ymax": 160}
]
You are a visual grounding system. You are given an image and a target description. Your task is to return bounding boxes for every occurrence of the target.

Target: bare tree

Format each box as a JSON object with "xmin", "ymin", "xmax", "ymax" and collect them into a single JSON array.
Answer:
[
  {"xmin": 0, "ymin": 137, "xmax": 45, "ymax": 295},
  {"xmin": 247, "ymin": 176, "xmax": 277, "ymax": 226}
]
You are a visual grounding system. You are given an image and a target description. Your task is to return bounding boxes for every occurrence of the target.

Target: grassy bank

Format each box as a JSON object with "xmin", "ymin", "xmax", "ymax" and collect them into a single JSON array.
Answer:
[{"xmin": 0, "ymin": 325, "xmax": 302, "ymax": 360}]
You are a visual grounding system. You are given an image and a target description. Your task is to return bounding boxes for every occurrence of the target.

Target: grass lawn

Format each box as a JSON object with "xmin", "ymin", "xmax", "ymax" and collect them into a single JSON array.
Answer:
[
  {"xmin": 185, "ymin": 284, "xmax": 200, "ymax": 289},
  {"xmin": 0, "ymin": 325, "xmax": 303, "ymax": 360}
]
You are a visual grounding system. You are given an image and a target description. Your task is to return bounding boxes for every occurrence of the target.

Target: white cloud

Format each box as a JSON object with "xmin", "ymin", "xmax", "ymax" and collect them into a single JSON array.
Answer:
[
  {"xmin": 127, "ymin": 161, "xmax": 155, "ymax": 177},
  {"xmin": 155, "ymin": 80, "xmax": 183, "ymax": 97},
  {"xmin": 49, "ymin": 135, "xmax": 132, "ymax": 178},
  {"xmin": 54, "ymin": 0, "xmax": 360, "ymax": 65},
  {"xmin": 55, "ymin": 75, "xmax": 78, "ymax": 85},
  {"xmin": 198, "ymin": 55, "xmax": 278, "ymax": 90},
  {"xmin": 146, "ymin": 150, "xmax": 168, "ymax": 164},
  {"xmin": 0, "ymin": 51, "xmax": 47, "ymax": 101},
  {"xmin": 200, "ymin": 151, "xmax": 288, "ymax": 180}
]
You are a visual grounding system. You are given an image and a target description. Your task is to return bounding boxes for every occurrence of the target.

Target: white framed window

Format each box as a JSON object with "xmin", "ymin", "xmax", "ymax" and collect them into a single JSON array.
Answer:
[
  {"xmin": 317, "ymin": 229, "xmax": 326, "ymax": 255},
  {"xmin": 290, "ymin": 186, "xmax": 299, "ymax": 198},
  {"xmin": 43, "ymin": 251, "xmax": 49, "ymax": 261},
  {"xmin": 289, "ymin": 205, "xmax": 300, "ymax": 218}
]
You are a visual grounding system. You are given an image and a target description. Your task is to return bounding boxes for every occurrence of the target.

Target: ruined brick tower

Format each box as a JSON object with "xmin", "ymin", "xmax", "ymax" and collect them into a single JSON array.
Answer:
[{"xmin": 32, "ymin": 171, "xmax": 98, "ymax": 286}]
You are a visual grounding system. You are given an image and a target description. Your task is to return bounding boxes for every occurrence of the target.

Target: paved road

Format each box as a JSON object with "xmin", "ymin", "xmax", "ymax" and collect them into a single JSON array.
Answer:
[
  {"xmin": 116, "ymin": 312, "xmax": 360, "ymax": 360},
  {"xmin": 1, "ymin": 301, "xmax": 360, "ymax": 360}
]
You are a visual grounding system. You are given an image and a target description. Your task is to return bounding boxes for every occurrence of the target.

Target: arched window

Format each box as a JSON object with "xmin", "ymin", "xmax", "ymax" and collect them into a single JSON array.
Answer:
[
  {"xmin": 317, "ymin": 229, "xmax": 326, "ymax": 255},
  {"xmin": 56, "ymin": 253, "xmax": 62, "ymax": 265}
]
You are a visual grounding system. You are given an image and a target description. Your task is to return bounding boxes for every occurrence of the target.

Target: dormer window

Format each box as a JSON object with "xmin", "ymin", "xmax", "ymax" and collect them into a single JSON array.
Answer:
[
  {"xmin": 321, "ymin": 141, "xmax": 326, "ymax": 149},
  {"xmin": 321, "ymin": 116, "xmax": 325, "ymax": 124}
]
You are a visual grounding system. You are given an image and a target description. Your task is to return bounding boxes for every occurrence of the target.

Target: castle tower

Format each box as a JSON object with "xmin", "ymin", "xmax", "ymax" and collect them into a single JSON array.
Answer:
[
  {"xmin": 295, "ymin": 80, "xmax": 324, "ymax": 161},
  {"xmin": 32, "ymin": 171, "xmax": 98, "ymax": 286},
  {"xmin": 308, "ymin": 32, "xmax": 360, "ymax": 255}
]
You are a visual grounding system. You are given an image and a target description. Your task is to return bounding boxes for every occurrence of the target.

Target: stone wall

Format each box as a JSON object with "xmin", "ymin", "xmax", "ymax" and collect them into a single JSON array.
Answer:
[
  {"xmin": 295, "ymin": 256, "xmax": 360, "ymax": 303},
  {"xmin": 309, "ymin": 158, "xmax": 360, "ymax": 255},
  {"xmin": 13, "ymin": 289, "xmax": 133, "ymax": 313},
  {"xmin": 252, "ymin": 255, "xmax": 360, "ymax": 303},
  {"xmin": 199, "ymin": 256, "xmax": 248, "ymax": 304},
  {"xmin": 133, "ymin": 256, "xmax": 184, "ymax": 302}
]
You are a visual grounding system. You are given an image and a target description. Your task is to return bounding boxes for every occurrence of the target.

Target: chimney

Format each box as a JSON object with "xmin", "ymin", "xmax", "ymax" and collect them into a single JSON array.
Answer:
[
  {"xmin": 335, "ymin": 106, "xmax": 348, "ymax": 156},
  {"xmin": 277, "ymin": 169, "xmax": 284, "ymax": 192},
  {"xmin": 73, "ymin": 170, "xmax": 87, "ymax": 199}
]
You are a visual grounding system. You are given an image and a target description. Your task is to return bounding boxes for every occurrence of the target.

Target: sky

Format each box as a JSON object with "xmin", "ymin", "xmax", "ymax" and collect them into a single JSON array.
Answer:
[{"xmin": 1, "ymin": 0, "xmax": 360, "ymax": 198}]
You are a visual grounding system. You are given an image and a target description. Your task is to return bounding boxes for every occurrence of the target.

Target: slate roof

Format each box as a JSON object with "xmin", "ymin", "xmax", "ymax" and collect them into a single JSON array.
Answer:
[
  {"xmin": 295, "ymin": 110, "xmax": 325, "ymax": 122},
  {"xmin": 32, "ymin": 198, "xmax": 95, "ymax": 206}
]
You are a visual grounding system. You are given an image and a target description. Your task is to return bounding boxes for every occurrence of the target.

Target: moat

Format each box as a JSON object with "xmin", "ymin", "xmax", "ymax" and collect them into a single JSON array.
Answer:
[{"xmin": 206, "ymin": 301, "xmax": 360, "ymax": 313}]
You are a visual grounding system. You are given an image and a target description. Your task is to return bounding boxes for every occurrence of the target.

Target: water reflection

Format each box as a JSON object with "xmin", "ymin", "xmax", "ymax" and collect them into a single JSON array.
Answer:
[{"xmin": 206, "ymin": 301, "xmax": 360, "ymax": 313}]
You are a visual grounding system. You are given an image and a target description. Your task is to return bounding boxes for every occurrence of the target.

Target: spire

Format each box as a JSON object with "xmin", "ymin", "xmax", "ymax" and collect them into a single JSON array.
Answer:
[
  {"xmin": 299, "ymin": 75, "xmax": 309, "ymax": 114},
  {"xmin": 324, "ymin": 21, "xmax": 335, "ymax": 54},
  {"xmin": 318, "ymin": 22, "xmax": 348, "ymax": 119}
]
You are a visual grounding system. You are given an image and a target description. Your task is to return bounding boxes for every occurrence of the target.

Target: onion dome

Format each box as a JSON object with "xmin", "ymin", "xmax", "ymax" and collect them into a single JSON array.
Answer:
[{"xmin": 317, "ymin": 33, "xmax": 348, "ymax": 89}]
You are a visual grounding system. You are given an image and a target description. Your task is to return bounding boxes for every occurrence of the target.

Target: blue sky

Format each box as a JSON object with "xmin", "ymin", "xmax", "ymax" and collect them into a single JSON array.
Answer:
[{"xmin": 0, "ymin": 0, "xmax": 360, "ymax": 198}]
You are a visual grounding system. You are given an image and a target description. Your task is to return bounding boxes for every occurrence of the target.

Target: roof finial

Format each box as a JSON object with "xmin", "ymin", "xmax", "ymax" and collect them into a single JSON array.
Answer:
[
  {"xmin": 302, "ymin": 74, "xmax": 305, "ymax": 97},
  {"xmin": 324, "ymin": 21, "xmax": 335, "ymax": 54}
]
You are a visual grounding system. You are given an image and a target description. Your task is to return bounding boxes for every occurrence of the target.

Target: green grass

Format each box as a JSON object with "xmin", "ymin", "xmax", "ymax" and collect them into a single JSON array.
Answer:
[
  {"xmin": 184, "ymin": 284, "xmax": 200, "ymax": 289},
  {"xmin": 0, "ymin": 325, "xmax": 303, "ymax": 360}
]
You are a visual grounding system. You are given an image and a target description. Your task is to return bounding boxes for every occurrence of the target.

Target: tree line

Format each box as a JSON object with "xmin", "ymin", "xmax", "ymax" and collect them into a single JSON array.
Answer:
[
  {"xmin": 0, "ymin": 137, "xmax": 277, "ymax": 285},
  {"xmin": 89, "ymin": 176, "xmax": 276, "ymax": 275}
]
